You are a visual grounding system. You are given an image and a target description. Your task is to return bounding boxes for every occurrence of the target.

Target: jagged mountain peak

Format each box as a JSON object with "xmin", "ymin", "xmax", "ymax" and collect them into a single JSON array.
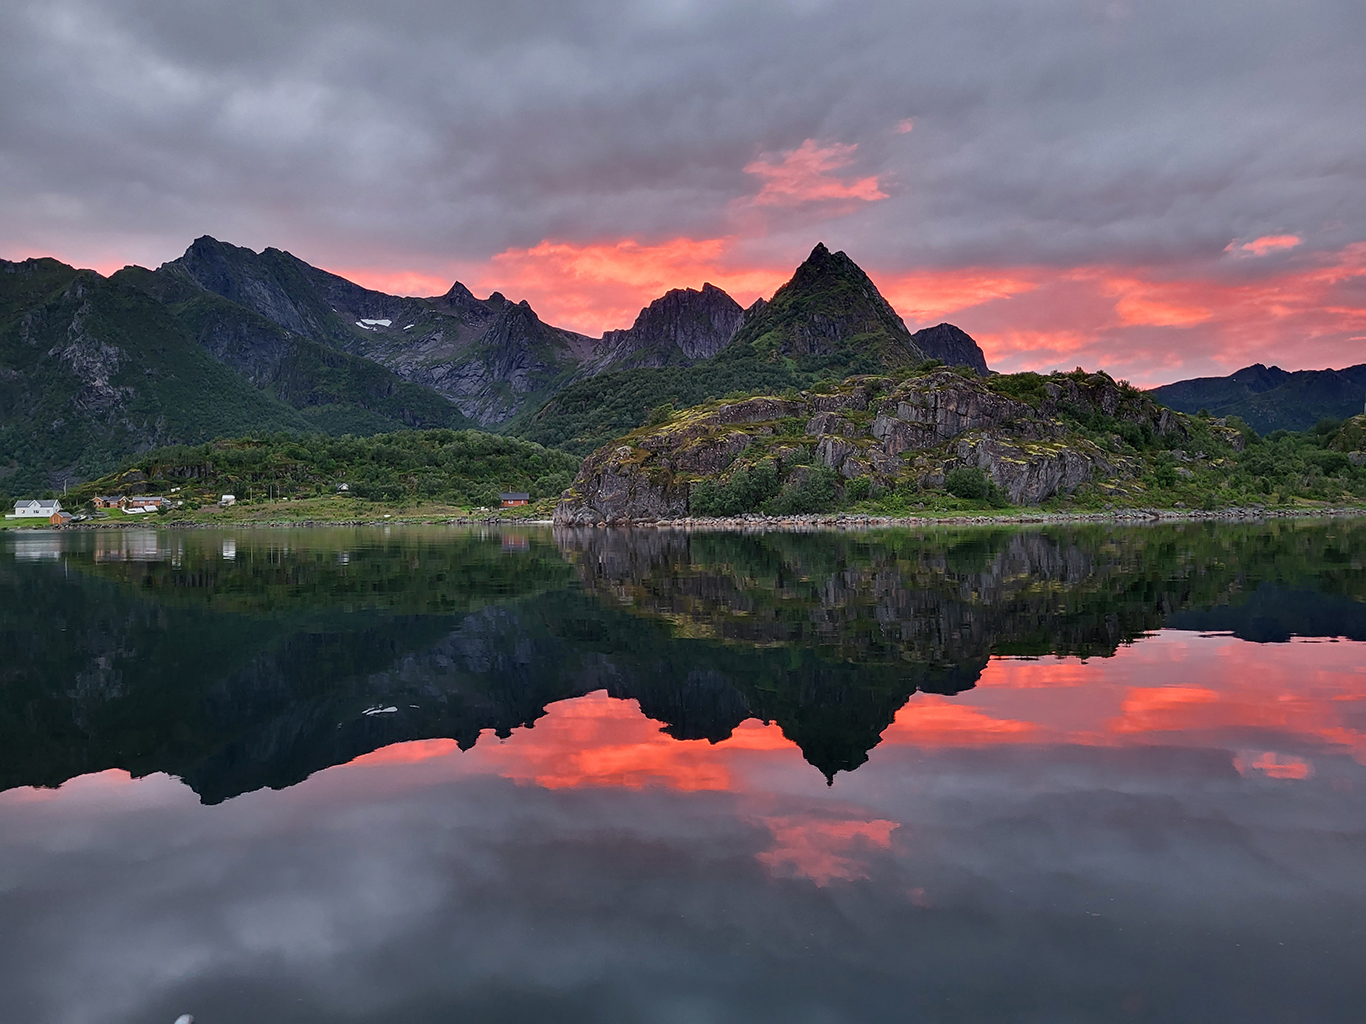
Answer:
[
  {"xmin": 585, "ymin": 281, "xmax": 746, "ymax": 372},
  {"xmin": 725, "ymin": 242, "xmax": 925, "ymax": 371}
]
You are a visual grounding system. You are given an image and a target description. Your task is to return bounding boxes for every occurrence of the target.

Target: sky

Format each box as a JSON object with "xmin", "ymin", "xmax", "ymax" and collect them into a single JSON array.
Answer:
[{"xmin": 2, "ymin": 0, "xmax": 1364, "ymax": 386}]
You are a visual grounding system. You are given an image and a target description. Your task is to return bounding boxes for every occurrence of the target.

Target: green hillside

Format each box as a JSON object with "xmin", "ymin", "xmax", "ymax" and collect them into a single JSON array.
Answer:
[
  {"xmin": 0, "ymin": 256, "xmax": 476, "ymax": 503},
  {"xmin": 0, "ymin": 259, "xmax": 311, "ymax": 499},
  {"xmin": 66, "ymin": 428, "xmax": 580, "ymax": 507},
  {"xmin": 115, "ymin": 264, "xmax": 473, "ymax": 434}
]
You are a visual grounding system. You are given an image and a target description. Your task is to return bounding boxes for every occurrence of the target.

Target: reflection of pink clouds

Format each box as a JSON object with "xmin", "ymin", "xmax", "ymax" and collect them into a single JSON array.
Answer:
[
  {"xmin": 0, "ymin": 768, "xmax": 138, "ymax": 804},
  {"xmin": 882, "ymin": 696, "xmax": 1037, "ymax": 745},
  {"xmin": 743, "ymin": 140, "xmax": 887, "ymax": 207},
  {"xmin": 350, "ymin": 738, "xmax": 459, "ymax": 766},
  {"xmin": 877, "ymin": 635, "xmax": 1366, "ymax": 764},
  {"xmin": 331, "ymin": 635, "xmax": 1366, "ymax": 801},
  {"xmin": 757, "ymin": 814, "xmax": 898, "ymax": 885},
  {"xmin": 1109, "ymin": 686, "xmax": 1221, "ymax": 733},
  {"xmin": 479, "ymin": 693, "xmax": 736, "ymax": 791},
  {"xmin": 1236, "ymin": 751, "xmax": 1313, "ymax": 780}
]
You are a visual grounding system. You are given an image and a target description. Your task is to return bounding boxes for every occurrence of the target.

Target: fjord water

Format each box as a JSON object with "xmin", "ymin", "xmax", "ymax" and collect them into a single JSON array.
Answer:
[{"xmin": 1, "ymin": 524, "xmax": 1364, "ymax": 1023}]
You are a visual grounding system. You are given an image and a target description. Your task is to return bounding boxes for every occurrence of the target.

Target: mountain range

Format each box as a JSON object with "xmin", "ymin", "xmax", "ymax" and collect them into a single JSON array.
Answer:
[
  {"xmin": 0, "ymin": 240, "xmax": 989, "ymax": 494},
  {"xmin": 1150, "ymin": 362, "xmax": 1366, "ymax": 434}
]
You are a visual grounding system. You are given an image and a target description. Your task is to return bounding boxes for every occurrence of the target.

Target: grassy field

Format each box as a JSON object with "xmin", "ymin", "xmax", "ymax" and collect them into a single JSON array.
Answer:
[{"xmin": 0, "ymin": 493, "xmax": 557, "ymax": 528}]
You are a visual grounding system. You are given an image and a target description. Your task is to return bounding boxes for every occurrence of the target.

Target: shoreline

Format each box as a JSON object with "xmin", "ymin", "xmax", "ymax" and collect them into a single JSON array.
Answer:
[
  {"xmin": 6, "ymin": 504, "xmax": 1365, "ymax": 532},
  {"xmin": 555, "ymin": 505, "xmax": 1366, "ymax": 531}
]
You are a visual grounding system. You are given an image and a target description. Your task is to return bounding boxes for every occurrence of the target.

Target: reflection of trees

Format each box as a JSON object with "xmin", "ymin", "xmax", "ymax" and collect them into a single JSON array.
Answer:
[
  {"xmin": 556, "ymin": 520, "xmax": 1366, "ymax": 660},
  {"xmin": 4, "ymin": 520, "xmax": 1364, "ymax": 801},
  {"xmin": 70, "ymin": 527, "xmax": 575, "ymax": 614},
  {"xmin": 557, "ymin": 527, "xmax": 1170, "ymax": 664}
]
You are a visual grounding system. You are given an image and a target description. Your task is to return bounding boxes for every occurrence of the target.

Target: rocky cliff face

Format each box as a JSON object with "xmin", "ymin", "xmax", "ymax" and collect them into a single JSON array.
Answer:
[
  {"xmin": 555, "ymin": 368, "xmax": 1195, "ymax": 523},
  {"xmin": 159, "ymin": 237, "xmax": 593, "ymax": 426},
  {"xmin": 590, "ymin": 283, "xmax": 746, "ymax": 371},
  {"xmin": 910, "ymin": 322, "xmax": 991, "ymax": 375}
]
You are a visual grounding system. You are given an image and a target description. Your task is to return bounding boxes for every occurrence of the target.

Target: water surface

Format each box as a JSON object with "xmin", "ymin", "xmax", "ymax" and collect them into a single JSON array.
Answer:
[{"xmin": 2, "ymin": 522, "xmax": 1363, "ymax": 1022}]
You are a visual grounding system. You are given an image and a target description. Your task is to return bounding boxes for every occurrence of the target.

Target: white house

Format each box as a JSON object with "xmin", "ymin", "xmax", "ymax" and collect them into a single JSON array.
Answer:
[
  {"xmin": 219, "ymin": 494, "xmax": 236, "ymax": 507},
  {"xmin": 6, "ymin": 499, "xmax": 62, "ymax": 520}
]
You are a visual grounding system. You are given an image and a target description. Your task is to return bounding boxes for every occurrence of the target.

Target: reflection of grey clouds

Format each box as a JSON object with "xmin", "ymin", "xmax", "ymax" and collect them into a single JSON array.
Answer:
[
  {"xmin": 2, "ymin": 742, "xmax": 1364, "ymax": 1023},
  {"xmin": 2, "ymin": 0, "xmax": 1363, "ymax": 274}
]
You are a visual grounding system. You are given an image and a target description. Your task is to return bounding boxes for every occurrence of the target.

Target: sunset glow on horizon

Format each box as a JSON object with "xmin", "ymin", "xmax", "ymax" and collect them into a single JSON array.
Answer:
[{"xmin": 321, "ymin": 237, "xmax": 1366, "ymax": 388}]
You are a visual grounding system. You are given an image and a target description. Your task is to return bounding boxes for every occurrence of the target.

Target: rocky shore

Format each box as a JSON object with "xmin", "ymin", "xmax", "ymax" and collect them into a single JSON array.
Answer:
[{"xmin": 553, "ymin": 505, "xmax": 1366, "ymax": 531}]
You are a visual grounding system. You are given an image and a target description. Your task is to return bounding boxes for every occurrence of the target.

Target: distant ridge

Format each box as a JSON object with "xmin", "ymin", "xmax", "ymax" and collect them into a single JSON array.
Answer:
[{"xmin": 1152, "ymin": 362, "xmax": 1366, "ymax": 433}]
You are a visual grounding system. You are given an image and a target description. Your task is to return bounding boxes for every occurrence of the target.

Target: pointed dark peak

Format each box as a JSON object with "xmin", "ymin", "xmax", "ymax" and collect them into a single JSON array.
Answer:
[
  {"xmin": 910, "ymin": 322, "xmax": 990, "ymax": 375},
  {"xmin": 487, "ymin": 291, "xmax": 507, "ymax": 306},
  {"xmin": 443, "ymin": 281, "xmax": 477, "ymax": 303}
]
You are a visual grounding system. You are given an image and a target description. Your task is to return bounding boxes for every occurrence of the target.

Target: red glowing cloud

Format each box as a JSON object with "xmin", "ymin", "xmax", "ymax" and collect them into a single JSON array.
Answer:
[
  {"xmin": 463, "ymin": 236, "xmax": 791, "ymax": 337},
  {"xmin": 743, "ymin": 140, "xmax": 888, "ymax": 207},
  {"xmin": 371, "ymin": 234, "xmax": 1366, "ymax": 383}
]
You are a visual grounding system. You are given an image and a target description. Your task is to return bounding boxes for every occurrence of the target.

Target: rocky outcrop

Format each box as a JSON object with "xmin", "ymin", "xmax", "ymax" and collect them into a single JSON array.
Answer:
[
  {"xmin": 555, "ymin": 368, "xmax": 1190, "ymax": 522},
  {"xmin": 910, "ymin": 323, "xmax": 991, "ymax": 375}
]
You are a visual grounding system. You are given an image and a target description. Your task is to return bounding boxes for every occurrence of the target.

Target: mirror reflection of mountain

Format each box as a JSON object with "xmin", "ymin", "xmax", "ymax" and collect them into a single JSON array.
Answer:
[
  {"xmin": 556, "ymin": 521, "xmax": 1366, "ymax": 655},
  {"xmin": 2, "ymin": 521, "xmax": 1363, "ymax": 801}
]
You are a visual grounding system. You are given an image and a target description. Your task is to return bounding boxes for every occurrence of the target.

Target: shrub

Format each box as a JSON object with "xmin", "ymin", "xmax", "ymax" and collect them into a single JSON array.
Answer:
[
  {"xmin": 944, "ymin": 466, "xmax": 1009, "ymax": 507},
  {"xmin": 764, "ymin": 467, "xmax": 839, "ymax": 515},
  {"xmin": 844, "ymin": 477, "xmax": 871, "ymax": 503},
  {"xmin": 646, "ymin": 403, "xmax": 675, "ymax": 426},
  {"xmin": 690, "ymin": 459, "xmax": 781, "ymax": 516},
  {"xmin": 944, "ymin": 466, "xmax": 990, "ymax": 500},
  {"xmin": 532, "ymin": 471, "xmax": 574, "ymax": 500}
]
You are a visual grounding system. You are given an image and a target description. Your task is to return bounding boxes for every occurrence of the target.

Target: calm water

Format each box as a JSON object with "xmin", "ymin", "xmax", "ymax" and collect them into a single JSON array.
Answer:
[{"xmin": 1, "ymin": 522, "xmax": 1364, "ymax": 1023}]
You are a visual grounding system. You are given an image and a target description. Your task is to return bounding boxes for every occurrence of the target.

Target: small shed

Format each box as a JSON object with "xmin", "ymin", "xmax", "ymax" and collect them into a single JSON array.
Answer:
[
  {"xmin": 499, "ymin": 492, "xmax": 530, "ymax": 507},
  {"xmin": 49, "ymin": 510, "xmax": 73, "ymax": 526}
]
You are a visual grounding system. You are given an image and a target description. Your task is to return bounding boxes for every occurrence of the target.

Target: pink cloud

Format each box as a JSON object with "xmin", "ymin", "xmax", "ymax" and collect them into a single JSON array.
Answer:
[
  {"xmin": 894, "ymin": 118, "xmax": 915, "ymax": 134},
  {"xmin": 1225, "ymin": 234, "xmax": 1302, "ymax": 257},
  {"xmin": 743, "ymin": 139, "xmax": 888, "ymax": 207}
]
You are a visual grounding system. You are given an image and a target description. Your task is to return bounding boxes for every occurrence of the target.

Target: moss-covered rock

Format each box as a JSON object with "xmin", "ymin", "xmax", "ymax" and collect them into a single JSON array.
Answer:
[{"xmin": 554, "ymin": 368, "xmax": 1186, "ymax": 522}]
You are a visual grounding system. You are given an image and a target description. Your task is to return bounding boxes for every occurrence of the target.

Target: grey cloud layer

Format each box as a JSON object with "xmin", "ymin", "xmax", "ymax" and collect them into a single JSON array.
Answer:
[{"xmin": 2, "ymin": 0, "xmax": 1363, "ymax": 272}]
